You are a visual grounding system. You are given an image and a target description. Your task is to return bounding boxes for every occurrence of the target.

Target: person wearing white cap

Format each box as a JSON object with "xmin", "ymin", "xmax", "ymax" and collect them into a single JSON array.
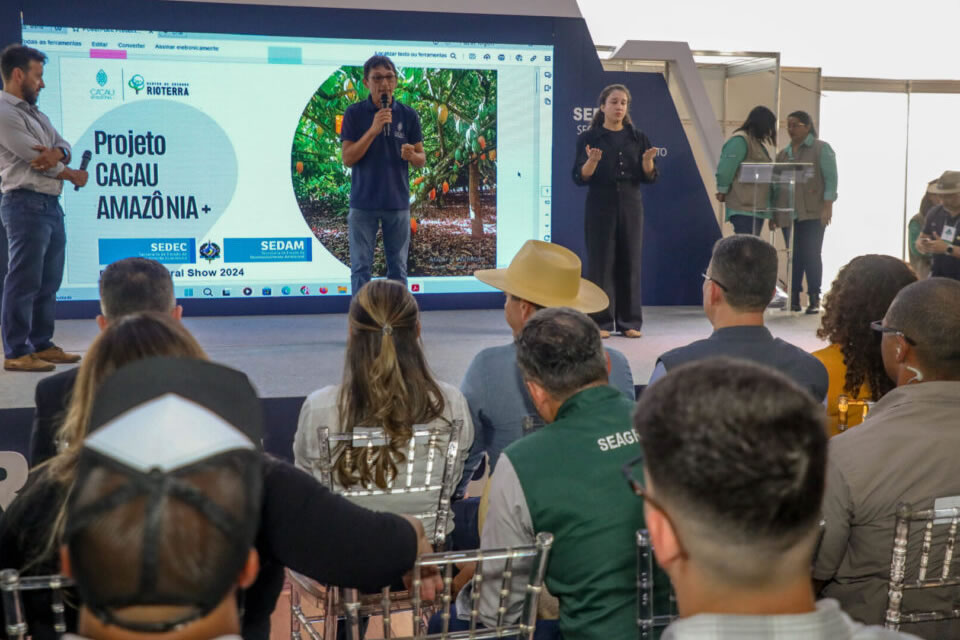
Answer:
[
  {"xmin": 916, "ymin": 170, "xmax": 960, "ymax": 281},
  {"xmin": 454, "ymin": 240, "xmax": 635, "ymax": 502}
]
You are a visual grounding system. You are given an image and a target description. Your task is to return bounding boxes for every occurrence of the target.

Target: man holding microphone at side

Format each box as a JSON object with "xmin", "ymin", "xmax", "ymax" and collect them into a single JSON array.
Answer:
[
  {"xmin": 0, "ymin": 44, "xmax": 88, "ymax": 372},
  {"xmin": 341, "ymin": 55, "xmax": 425, "ymax": 295}
]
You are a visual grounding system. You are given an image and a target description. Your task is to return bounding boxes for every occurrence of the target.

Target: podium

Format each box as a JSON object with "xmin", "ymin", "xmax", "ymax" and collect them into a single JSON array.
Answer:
[{"xmin": 737, "ymin": 162, "xmax": 815, "ymax": 311}]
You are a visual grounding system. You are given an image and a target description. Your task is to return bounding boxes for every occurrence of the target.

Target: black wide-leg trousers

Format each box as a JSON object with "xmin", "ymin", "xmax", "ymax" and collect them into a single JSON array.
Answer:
[{"xmin": 584, "ymin": 184, "xmax": 644, "ymax": 332}]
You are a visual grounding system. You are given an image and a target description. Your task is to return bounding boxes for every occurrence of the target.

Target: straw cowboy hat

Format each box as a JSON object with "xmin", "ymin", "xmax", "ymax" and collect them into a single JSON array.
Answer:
[
  {"xmin": 928, "ymin": 171, "xmax": 960, "ymax": 195},
  {"xmin": 474, "ymin": 240, "xmax": 608, "ymax": 313}
]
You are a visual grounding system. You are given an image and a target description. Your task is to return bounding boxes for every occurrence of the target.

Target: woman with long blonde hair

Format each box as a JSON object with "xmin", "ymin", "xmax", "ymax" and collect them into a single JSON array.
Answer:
[{"xmin": 295, "ymin": 279, "xmax": 474, "ymax": 540}]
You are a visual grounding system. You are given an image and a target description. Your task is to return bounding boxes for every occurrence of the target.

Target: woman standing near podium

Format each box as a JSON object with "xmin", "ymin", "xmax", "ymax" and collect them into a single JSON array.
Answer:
[
  {"xmin": 572, "ymin": 84, "xmax": 658, "ymax": 339},
  {"xmin": 715, "ymin": 106, "xmax": 777, "ymax": 235},
  {"xmin": 776, "ymin": 110, "xmax": 838, "ymax": 313}
]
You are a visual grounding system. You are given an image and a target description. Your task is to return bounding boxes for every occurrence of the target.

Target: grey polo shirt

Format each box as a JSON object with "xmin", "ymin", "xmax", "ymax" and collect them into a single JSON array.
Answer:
[
  {"xmin": 815, "ymin": 382, "xmax": 960, "ymax": 633},
  {"xmin": 0, "ymin": 90, "xmax": 71, "ymax": 195}
]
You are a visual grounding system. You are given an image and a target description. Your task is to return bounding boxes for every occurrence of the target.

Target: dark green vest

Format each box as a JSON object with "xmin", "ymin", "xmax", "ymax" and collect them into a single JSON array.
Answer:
[{"xmin": 504, "ymin": 385, "xmax": 644, "ymax": 640}]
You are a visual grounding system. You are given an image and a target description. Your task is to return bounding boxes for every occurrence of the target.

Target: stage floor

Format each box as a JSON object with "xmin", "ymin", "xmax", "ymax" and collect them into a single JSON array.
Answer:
[{"xmin": 0, "ymin": 306, "xmax": 827, "ymax": 409}]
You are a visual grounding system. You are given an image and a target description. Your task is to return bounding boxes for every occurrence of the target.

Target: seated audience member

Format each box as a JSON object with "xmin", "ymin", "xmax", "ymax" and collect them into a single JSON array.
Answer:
[
  {"xmin": 651, "ymin": 234, "xmax": 828, "ymax": 402},
  {"xmin": 916, "ymin": 171, "xmax": 960, "ymax": 281},
  {"xmin": 813, "ymin": 255, "xmax": 916, "ymax": 435},
  {"xmin": 295, "ymin": 279, "xmax": 474, "ymax": 541},
  {"xmin": 815, "ymin": 278, "xmax": 960, "ymax": 638},
  {"xmin": 31, "ymin": 257, "xmax": 183, "ymax": 466},
  {"xmin": 1, "ymin": 318, "xmax": 436, "ymax": 640},
  {"xmin": 461, "ymin": 239, "xmax": 635, "ymax": 493},
  {"xmin": 633, "ymin": 357, "xmax": 919, "ymax": 639},
  {"xmin": 59, "ymin": 358, "xmax": 264, "ymax": 640},
  {"xmin": 455, "ymin": 307, "xmax": 644, "ymax": 640}
]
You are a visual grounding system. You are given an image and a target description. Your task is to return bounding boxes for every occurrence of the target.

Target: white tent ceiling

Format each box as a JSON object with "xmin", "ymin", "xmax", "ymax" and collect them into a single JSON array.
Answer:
[{"xmin": 578, "ymin": 0, "xmax": 960, "ymax": 80}]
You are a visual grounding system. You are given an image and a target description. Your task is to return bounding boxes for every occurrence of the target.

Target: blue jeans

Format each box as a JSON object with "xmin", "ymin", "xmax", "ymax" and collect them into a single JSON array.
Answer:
[
  {"xmin": 1, "ymin": 190, "xmax": 66, "ymax": 359},
  {"xmin": 348, "ymin": 207, "xmax": 409, "ymax": 294},
  {"xmin": 0, "ymin": 192, "xmax": 6, "ymax": 310},
  {"xmin": 730, "ymin": 214, "xmax": 764, "ymax": 235}
]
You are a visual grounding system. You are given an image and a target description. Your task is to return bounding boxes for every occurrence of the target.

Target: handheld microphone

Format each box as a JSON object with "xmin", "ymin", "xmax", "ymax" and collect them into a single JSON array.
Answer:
[
  {"xmin": 380, "ymin": 94, "xmax": 390, "ymax": 137},
  {"xmin": 74, "ymin": 150, "xmax": 92, "ymax": 191}
]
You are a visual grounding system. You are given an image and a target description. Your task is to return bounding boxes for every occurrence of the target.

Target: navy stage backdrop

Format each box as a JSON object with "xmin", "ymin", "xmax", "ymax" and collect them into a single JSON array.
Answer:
[{"xmin": 0, "ymin": 2, "xmax": 717, "ymax": 496}]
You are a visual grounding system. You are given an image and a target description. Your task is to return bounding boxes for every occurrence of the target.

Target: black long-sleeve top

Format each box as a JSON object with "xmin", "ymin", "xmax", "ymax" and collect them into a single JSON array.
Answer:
[
  {"xmin": 572, "ymin": 124, "xmax": 658, "ymax": 188},
  {"xmin": 0, "ymin": 456, "xmax": 417, "ymax": 640}
]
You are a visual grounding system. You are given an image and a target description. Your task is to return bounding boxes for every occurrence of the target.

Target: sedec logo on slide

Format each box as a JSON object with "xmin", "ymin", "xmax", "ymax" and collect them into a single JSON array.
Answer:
[
  {"xmin": 98, "ymin": 238, "xmax": 196, "ymax": 264},
  {"xmin": 223, "ymin": 238, "xmax": 312, "ymax": 263}
]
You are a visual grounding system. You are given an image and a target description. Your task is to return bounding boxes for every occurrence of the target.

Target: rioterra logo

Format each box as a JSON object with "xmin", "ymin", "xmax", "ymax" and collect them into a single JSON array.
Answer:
[
  {"xmin": 128, "ymin": 74, "xmax": 145, "ymax": 94},
  {"xmin": 96, "ymin": 69, "xmax": 107, "ymax": 87},
  {"xmin": 199, "ymin": 241, "xmax": 221, "ymax": 262}
]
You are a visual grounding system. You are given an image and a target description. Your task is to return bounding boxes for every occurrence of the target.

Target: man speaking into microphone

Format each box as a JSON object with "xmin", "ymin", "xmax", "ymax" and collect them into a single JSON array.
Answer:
[
  {"xmin": 0, "ymin": 45, "xmax": 88, "ymax": 372},
  {"xmin": 341, "ymin": 55, "xmax": 425, "ymax": 294}
]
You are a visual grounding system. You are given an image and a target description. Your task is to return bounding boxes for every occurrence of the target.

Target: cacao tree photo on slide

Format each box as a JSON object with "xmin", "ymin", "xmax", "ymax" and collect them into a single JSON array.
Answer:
[{"xmin": 292, "ymin": 65, "xmax": 497, "ymax": 277}]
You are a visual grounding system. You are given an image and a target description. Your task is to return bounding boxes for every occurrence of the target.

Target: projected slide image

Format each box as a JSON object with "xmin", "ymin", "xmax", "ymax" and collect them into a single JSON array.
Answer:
[
  {"xmin": 293, "ymin": 66, "xmax": 497, "ymax": 277},
  {"xmin": 23, "ymin": 24, "xmax": 552, "ymax": 301}
]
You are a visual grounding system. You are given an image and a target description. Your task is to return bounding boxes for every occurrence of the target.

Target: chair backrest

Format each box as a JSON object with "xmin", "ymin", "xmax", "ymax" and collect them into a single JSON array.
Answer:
[
  {"xmin": 885, "ymin": 502, "xmax": 960, "ymax": 630},
  {"xmin": 314, "ymin": 420, "xmax": 464, "ymax": 546},
  {"xmin": 341, "ymin": 532, "xmax": 553, "ymax": 640},
  {"xmin": 0, "ymin": 569, "xmax": 74, "ymax": 640},
  {"xmin": 837, "ymin": 395, "xmax": 873, "ymax": 432},
  {"xmin": 636, "ymin": 530, "xmax": 677, "ymax": 639}
]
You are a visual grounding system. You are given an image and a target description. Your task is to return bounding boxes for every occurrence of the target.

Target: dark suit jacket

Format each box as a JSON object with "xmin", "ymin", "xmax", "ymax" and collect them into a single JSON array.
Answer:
[{"xmin": 30, "ymin": 367, "xmax": 79, "ymax": 467}]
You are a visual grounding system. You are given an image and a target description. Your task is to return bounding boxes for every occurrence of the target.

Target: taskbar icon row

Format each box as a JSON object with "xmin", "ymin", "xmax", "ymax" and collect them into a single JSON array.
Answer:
[
  {"xmin": 179, "ymin": 285, "xmax": 349, "ymax": 298},
  {"xmin": 178, "ymin": 281, "xmax": 425, "ymax": 298}
]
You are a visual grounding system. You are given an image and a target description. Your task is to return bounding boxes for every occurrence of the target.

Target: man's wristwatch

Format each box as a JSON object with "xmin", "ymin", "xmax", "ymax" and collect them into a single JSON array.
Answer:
[{"xmin": 947, "ymin": 245, "xmax": 955, "ymax": 255}]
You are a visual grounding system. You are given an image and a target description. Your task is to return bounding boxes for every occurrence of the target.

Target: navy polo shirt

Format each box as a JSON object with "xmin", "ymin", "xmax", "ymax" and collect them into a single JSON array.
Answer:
[{"xmin": 341, "ymin": 96, "xmax": 423, "ymax": 211}]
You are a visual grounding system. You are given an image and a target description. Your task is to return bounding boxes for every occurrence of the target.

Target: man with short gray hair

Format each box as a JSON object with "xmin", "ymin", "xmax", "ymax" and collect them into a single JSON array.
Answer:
[{"xmin": 456, "ymin": 307, "xmax": 644, "ymax": 640}]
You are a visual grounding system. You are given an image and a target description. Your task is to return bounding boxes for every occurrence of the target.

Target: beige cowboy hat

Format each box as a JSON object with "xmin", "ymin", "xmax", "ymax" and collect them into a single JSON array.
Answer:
[
  {"xmin": 928, "ymin": 171, "xmax": 960, "ymax": 195},
  {"xmin": 474, "ymin": 240, "xmax": 609, "ymax": 313}
]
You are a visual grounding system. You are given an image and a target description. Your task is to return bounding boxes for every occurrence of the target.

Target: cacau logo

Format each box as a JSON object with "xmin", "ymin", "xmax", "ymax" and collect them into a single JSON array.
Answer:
[
  {"xmin": 128, "ymin": 74, "xmax": 145, "ymax": 95},
  {"xmin": 90, "ymin": 69, "xmax": 115, "ymax": 101},
  {"xmin": 199, "ymin": 241, "xmax": 221, "ymax": 262}
]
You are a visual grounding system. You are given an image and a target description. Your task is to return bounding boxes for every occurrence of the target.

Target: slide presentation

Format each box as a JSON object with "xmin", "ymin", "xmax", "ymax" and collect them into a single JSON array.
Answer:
[{"xmin": 20, "ymin": 24, "xmax": 554, "ymax": 301}]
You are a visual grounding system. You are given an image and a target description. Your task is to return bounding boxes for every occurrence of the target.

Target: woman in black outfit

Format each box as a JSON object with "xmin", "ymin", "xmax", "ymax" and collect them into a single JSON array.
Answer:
[
  {"xmin": 573, "ymin": 84, "xmax": 658, "ymax": 338},
  {"xmin": 0, "ymin": 313, "xmax": 430, "ymax": 640}
]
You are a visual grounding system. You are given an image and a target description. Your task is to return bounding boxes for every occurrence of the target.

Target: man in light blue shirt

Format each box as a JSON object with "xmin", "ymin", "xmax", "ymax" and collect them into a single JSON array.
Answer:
[
  {"xmin": 458, "ymin": 240, "xmax": 635, "ymax": 499},
  {"xmin": 0, "ymin": 44, "xmax": 88, "ymax": 371}
]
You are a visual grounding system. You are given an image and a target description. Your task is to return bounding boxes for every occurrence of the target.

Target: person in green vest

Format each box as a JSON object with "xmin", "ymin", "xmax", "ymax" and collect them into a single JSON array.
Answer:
[
  {"xmin": 455, "ymin": 306, "xmax": 646, "ymax": 640},
  {"xmin": 774, "ymin": 110, "xmax": 839, "ymax": 313},
  {"xmin": 715, "ymin": 106, "xmax": 777, "ymax": 235},
  {"xmin": 907, "ymin": 180, "xmax": 938, "ymax": 280}
]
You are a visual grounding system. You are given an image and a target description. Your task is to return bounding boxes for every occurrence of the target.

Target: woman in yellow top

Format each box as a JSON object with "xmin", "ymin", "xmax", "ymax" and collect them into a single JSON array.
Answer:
[{"xmin": 813, "ymin": 255, "xmax": 917, "ymax": 436}]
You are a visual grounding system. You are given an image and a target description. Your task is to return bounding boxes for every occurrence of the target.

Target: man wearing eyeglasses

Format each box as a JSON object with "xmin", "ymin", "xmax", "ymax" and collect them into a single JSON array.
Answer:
[
  {"xmin": 341, "ymin": 55, "xmax": 425, "ymax": 295},
  {"xmin": 632, "ymin": 357, "xmax": 917, "ymax": 639},
  {"xmin": 814, "ymin": 278, "xmax": 960, "ymax": 637},
  {"xmin": 650, "ymin": 234, "xmax": 828, "ymax": 402}
]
